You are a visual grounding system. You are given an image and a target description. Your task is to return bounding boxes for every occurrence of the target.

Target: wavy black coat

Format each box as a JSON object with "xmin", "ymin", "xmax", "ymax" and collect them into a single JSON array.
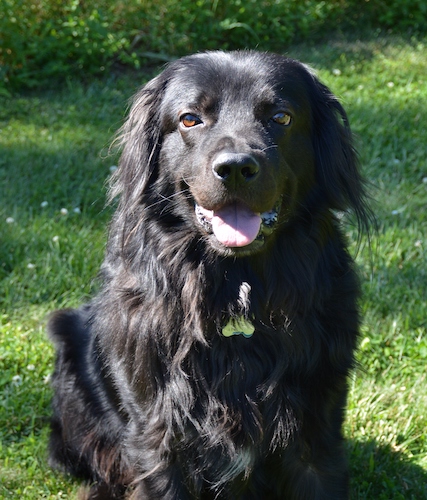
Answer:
[{"xmin": 48, "ymin": 51, "xmax": 371, "ymax": 499}]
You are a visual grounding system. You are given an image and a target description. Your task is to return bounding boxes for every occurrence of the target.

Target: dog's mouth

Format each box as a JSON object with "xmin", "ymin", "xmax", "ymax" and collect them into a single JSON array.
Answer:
[{"xmin": 195, "ymin": 198, "xmax": 281, "ymax": 249}]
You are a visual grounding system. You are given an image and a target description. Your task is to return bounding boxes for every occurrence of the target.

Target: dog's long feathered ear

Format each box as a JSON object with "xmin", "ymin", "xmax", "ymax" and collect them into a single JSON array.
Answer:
[
  {"xmin": 109, "ymin": 72, "xmax": 169, "ymax": 209},
  {"xmin": 308, "ymin": 74, "xmax": 371, "ymax": 232}
]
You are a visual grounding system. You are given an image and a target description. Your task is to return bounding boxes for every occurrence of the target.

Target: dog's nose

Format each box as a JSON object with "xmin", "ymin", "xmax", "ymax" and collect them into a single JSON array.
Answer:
[{"xmin": 212, "ymin": 153, "xmax": 259, "ymax": 185}]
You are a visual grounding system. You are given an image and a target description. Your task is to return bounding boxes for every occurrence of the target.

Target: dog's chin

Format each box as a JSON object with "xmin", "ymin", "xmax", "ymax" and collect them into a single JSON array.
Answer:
[
  {"xmin": 195, "ymin": 198, "xmax": 282, "ymax": 257},
  {"xmin": 206, "ymin": 235, "xmax": 266, "ymax": 257}
]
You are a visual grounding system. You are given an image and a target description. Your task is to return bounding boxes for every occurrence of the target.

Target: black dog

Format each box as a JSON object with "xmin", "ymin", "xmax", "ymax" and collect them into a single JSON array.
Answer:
[{"xmin": 48, "ymin": 51, "xmax": 371, "ymax": 499}]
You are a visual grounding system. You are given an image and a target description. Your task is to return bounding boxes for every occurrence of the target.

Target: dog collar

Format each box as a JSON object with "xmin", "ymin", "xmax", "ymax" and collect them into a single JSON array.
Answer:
[{"xmin": 222, "ymin": 318, "xmax": 255, "ymax": 338}]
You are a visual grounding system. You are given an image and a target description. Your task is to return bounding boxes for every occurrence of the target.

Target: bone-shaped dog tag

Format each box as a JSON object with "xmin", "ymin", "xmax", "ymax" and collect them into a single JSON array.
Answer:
[{"xmin": 222, "ymin": 318, "xmax": 255, "ymax": 338}]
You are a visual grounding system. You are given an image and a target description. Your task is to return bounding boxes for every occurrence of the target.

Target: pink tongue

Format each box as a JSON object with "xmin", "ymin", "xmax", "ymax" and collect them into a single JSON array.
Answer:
[{"xmin": 211, "ymin": 203, "xmax": 261, "ymax": 247}]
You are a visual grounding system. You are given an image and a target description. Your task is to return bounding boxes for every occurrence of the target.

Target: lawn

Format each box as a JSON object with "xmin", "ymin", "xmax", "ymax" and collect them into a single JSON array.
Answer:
[{"xmin": 1, "ymin": 36, "xmax": 426, "ymax": 498}]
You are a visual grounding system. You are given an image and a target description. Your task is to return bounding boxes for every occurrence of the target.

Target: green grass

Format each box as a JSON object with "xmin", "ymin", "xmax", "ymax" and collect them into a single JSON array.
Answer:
[{"xmin": 1, "ymin": 36, "xmax": 426, "ymax": 498}]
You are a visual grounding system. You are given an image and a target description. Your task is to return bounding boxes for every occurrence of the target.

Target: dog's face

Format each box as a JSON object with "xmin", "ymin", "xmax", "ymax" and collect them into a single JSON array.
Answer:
[
  {"xmin": 158, "ymin": 52, "xmax": 317, "ymax": 256},
  {"xmin": 116, "ymin": 51, "xmax": 363, "ymax": 258}
]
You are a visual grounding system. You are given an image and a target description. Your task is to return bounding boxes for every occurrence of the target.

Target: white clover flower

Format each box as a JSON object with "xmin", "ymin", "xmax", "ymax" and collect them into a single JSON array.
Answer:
[
  {"xmin": 360, "ymin": 337, "xmax": 370, "ymax": 350},
  {"xmin": 40, "ymin": 201, "xmax": 49, "ymax": 208},
  {"xmin": 52, "ymin": 235, "xmax": 60, "ymax": 243},
  {"xmin": 27, "ymin": 263, "xmax": 36, "ymax": 269},
  {"xmin": 387, "ymin": 81, "xmax": 394, "ymax": 88},
  {"xmin": 73, "ymin": 207, "xmax": 81, "ymax": 214},
  {"xmin": 60, "ymin": 208, "xmax": 68, "ymax": 215},
  {"xmin": 6, "ymin": 217, "xmax": 14, "ymax": 224},
  {"xmin": 12, "ymin": 375, "xmax": 22, "ymax": 385},
  {"xmin": 27, "ymin": 364, "xmax": 35, "ymax": 371},
  {"xmin": 332, "ymin": 68, "xmax": 341, "ymax": 76}
]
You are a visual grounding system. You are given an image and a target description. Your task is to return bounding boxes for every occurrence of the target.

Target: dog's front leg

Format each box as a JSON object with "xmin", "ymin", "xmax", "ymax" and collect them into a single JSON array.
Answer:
[
  {"xmin": 124, "ymin": 428, "xmax": 194, "ymax": 500},
  {"xmin": 130, "ymin": 459, "xmax": 194, "ymax": 500}
]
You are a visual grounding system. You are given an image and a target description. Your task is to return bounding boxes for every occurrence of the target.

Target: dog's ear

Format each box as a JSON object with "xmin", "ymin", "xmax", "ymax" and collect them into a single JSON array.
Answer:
[
  {"xmin": 309, "ymin": 76, "xmax": 370, "ymax": 231},
  {"xmin": 109, "ymin": 72, "xmax": 169, "ymax": 209}
]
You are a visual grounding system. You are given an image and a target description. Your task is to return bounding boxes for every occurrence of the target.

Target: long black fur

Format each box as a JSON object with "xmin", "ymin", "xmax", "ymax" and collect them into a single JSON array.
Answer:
[{"xmin": 48, "ymin": 51, "xmax": 371, "ymax": 499}]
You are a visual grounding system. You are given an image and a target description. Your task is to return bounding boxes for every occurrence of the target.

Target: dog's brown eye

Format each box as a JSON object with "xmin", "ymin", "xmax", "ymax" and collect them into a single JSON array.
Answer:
[
  {"xmin": 272, "ymin": 112, "xmax": 292, "ymax": 126},
  {"xmin": 180, "ymin": 114, "xmax": 202, "ymax": 128}
]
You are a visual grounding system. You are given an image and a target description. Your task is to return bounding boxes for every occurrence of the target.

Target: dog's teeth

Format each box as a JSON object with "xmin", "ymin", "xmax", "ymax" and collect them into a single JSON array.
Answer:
[
  {"xmin": 195, "ymin": 204, "xmax": 213, "ymax": 232},
  {"xmin": 261, "ymin": 211, "xmax": 278, "ymax": 227},
  {"xmin": 260, "ymin": 197, "xmax": 282, "ymax": 235}
]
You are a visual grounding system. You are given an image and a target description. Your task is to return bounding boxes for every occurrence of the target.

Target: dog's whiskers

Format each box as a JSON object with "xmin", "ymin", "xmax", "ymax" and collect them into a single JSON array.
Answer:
[
  {"xmin": 260, "ymin": 145, "xmax": 278, "ymax": 153},
  {"xmin": 145, "ymin": 189, "xmax": 191, "ymax": 212},
  {"xmin": 181, "ymin": 173, "xmax": 199, "ymax": 186}
]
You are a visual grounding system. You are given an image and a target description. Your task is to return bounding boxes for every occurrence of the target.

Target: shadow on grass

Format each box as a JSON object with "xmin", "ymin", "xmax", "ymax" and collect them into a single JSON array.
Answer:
[{"xmin": 349, "ymin": 439, "xmax": 427, "ymax": 499}]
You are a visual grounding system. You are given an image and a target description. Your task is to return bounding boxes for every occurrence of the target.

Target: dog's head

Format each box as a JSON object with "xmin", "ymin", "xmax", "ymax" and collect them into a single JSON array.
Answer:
[{"xmin": 112, "ymin": 51, "xmax": 368, "ymax": 257}]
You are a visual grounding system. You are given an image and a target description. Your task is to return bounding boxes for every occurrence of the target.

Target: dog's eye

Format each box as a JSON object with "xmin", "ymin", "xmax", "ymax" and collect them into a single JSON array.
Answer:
[
  {"xmin": 180, "ymin": 114, "xmax": 202, "ymax": 128},
  {"xmin": 271, "ymin": 112, "xmax": 292, "ymax": 126}
]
